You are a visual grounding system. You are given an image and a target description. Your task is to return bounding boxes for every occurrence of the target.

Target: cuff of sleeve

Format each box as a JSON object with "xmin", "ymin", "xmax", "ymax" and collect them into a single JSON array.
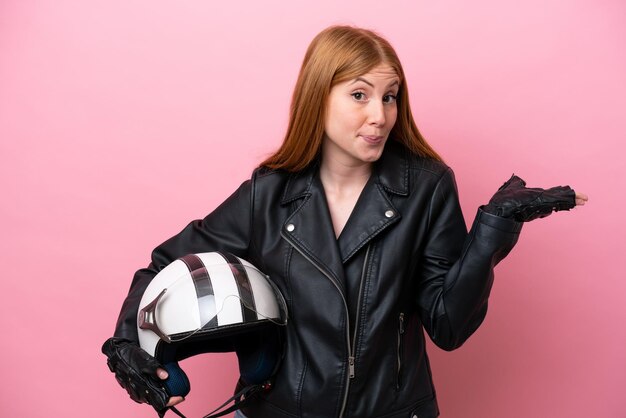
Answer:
[{"xmin": 476, "ymin": 207, "xmax": 523, "ymax": 233}]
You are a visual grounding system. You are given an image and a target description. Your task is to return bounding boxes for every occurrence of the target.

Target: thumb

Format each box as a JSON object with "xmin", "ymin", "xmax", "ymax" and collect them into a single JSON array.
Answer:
[{"xmin": 156, "ymin": 367, "xmax": 169, "ymax": 380}]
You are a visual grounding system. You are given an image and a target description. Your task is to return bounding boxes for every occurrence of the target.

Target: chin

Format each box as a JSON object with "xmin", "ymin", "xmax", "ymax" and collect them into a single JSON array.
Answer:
[
  {"xmin": 357, "ymin": 153, "xmax": 383, "ymax": 164},
  {"xmin": 360, "ymin": 144, "xmax": 386, "ymax": 163}
]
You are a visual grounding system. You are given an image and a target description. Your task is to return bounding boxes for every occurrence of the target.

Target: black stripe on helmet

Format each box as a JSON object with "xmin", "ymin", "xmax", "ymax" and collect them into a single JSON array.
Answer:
[
  {"xmin": 218, "ymin": 252, "xmax": 258, "ymax": 323},
  {"xmin": 180, "ymin": 254, "xmax": 218, "ymax": 330}
]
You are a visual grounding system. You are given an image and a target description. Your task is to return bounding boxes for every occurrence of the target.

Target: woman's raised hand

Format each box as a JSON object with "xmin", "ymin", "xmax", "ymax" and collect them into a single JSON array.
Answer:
[{"xmin": 481, "ymin": 174, "xmax": 587, "ymax": 222}]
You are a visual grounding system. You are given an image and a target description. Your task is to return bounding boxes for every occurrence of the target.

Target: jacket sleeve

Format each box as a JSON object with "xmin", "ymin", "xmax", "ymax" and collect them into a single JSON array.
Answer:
[
  {"xmin": 113, "ymin": 177, "xmax": 255, "ymax": 342},
  {"xmin": 416, "ymin": 168, "xmax": 523, "ymax": 351}
]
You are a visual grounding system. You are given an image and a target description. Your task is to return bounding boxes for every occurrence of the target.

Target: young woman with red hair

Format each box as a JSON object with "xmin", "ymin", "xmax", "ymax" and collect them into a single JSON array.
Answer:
[{"xmin": 103, "ymin": 25, "xmax": 587, "ymax": 418}]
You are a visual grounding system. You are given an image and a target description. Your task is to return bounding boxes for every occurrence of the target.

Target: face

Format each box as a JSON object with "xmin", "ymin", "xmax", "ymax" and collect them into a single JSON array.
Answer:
[{"xmin": 322, "ymin": 64, "xmax": 399, "ymax": 168}]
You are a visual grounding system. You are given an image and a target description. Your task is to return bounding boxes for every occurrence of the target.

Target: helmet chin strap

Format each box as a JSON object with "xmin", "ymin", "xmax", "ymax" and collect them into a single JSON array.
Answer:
[
  {"xmin": 158, "ymin": 406, "xmax": 186, "ymax": 418},
  {"xmin": 157, "ymin": 379, "xmax": 271, "ymax": 418},
  {"xmin": 200, "ymin": 381, "xmax": 272, "ymax": 418}
]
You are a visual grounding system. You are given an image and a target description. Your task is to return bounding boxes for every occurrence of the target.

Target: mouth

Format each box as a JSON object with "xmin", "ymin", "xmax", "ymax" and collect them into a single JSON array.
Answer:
[{"xmin": 359, "ymin": 135, "xmax": 385, "ymax": 145}]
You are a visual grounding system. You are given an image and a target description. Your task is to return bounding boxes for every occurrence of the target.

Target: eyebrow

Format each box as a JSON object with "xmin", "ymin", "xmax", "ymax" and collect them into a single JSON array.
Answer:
[{"xmin": 349, "ymin": 77, "xmax": 400, "ymax": 89}]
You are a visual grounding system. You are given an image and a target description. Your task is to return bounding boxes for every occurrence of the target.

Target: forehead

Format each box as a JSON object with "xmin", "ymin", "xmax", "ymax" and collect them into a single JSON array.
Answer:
[{"xmin": 352, "ymin": 64, "xmax": 399, "ymax": 85}]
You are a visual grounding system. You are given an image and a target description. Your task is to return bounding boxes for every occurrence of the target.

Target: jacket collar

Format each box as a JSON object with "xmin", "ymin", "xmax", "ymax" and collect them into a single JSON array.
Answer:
[{"xmin": 372, "ymin": 140, "xmax": 410, "ymax": 197}]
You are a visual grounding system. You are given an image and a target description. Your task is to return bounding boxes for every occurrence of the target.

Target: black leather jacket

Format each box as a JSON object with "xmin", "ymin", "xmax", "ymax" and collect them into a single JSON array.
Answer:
[{"xmin": 113, "ymin": 141, "xmax": 522, "ymax": 418}]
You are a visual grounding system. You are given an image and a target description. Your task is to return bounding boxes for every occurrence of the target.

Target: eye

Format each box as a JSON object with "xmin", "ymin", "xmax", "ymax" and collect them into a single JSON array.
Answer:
[
  {"xmin": 383, "ymin": 94, "xmax": 397, "ymax": 104},
  {"xmin": 351, "ymin": 91, "xmax": 367, "ymax": 101}
]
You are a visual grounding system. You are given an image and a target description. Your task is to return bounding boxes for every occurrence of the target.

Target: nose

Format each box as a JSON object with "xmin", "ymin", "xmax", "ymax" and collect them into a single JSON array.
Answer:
[{"xmin": 367, "ymin": 101, "xmax": 386, "ymax": 127}]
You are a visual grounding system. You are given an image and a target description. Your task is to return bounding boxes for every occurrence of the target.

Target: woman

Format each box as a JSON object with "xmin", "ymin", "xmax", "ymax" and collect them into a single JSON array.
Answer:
[{"xmin": 103, "ymin": 25, "xmax": 587, "ymax": 418}]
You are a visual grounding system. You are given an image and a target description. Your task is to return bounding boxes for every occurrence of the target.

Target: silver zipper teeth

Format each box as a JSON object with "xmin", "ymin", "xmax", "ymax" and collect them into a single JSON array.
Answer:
[
  {"xmin": 281, "ymin": 231, "xmax": 353, "ymax": 418},
  {"xmin": 351, "ymin": 245, "xmax": 371, "ymax": 364}
]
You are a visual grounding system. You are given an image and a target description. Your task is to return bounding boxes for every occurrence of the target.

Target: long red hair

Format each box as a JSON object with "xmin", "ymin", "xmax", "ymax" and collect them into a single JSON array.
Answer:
[{"xmin": 261, "ymin": 25, "xmax": 442, "ymax": 172}]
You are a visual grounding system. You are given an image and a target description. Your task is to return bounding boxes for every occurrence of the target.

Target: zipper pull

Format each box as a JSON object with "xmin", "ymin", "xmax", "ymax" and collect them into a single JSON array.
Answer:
[
  {"xmin": 399, "ymin": 312, "xmax": 405, "ymax": 334},
  {"xmin": 348, "ymin": 356, "xmax": 355, "ymax": 378}
]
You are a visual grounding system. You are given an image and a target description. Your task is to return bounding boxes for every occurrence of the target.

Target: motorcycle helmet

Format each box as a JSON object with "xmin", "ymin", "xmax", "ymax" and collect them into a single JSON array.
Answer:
[{"xmin": 136, "ymin": 252, "xmax": 287, "ymax": 407}]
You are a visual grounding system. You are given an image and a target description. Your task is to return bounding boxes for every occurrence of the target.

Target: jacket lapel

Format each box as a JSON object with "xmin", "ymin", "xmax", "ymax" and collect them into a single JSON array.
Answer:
[
  {"xmin": 336, "ymin": 179, "xmax": 400, "ymax": 263},
  {"xmin": 337, "ymin": 141, "xmax": 409, "ymax": 263},
  {"xmin": 281, "ymin": 164, "xmax": 347, "ymax": 293}
]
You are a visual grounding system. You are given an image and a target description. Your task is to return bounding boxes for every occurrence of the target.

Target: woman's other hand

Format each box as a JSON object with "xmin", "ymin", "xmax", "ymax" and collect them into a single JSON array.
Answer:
[{"xmin": 481, "ymin": 174, "xmax": 587, "ymax": 222}]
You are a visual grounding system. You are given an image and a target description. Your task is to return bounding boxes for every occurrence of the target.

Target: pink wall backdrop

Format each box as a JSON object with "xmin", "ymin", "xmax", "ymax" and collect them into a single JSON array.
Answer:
[{"xmin": 1, "ymin": 1, "xmax": 624, "ymax": 417}]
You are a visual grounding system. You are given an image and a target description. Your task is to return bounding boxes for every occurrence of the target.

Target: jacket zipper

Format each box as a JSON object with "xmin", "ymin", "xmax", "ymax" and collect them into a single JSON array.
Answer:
[
  {"xmin": 396, "ymin": 312, "xmax": 405, "ymax": 390},
  {"xmin": 281, "ymin": 231, "xmax": 370, "ymax": 418},
  {"xmin": 351, "ymin": 244, "xmax": 371, "ymax": 378}
]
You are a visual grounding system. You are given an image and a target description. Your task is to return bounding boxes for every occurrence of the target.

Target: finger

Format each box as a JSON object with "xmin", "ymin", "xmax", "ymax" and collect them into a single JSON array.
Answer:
[
  {"xmin": 574, "ymin": 192, "xmax": 588, "ymax": 206},
  {"xmin": 167, "ymin": 396, "xmax": 185, "ymax": 407},
  {"xmin": 156, "ymin": 367, "xmax": 169, "ymax": 380}
]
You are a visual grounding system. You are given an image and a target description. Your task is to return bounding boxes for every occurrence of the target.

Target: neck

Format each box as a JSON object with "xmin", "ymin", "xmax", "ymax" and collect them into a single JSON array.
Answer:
[{"xmin": 319, "ymin": 156, "xmax": 372, "ymax": 193}]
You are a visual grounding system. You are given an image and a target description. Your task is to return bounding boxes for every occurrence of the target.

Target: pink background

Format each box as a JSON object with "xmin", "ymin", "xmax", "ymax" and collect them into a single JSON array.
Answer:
[{"xmin": 1, "ymin": 1, "xmax": 624, "ymax": 417}]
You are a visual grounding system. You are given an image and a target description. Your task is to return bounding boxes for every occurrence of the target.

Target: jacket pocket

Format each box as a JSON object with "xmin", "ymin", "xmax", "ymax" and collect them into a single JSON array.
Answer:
[{"xmin": 396, "ymin": 312, "xmax": 406, "ymax": 390}]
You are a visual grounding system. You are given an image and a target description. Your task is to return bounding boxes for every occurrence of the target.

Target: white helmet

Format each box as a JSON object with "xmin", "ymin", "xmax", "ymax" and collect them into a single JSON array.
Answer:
[{"xmin": 136, "ymin": 252, "xmax": 287, "ymax": 405}]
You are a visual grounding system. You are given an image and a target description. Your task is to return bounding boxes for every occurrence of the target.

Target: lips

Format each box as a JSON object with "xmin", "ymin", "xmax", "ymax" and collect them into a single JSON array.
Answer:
[{"xmin": 360, "ymin": 135, "xmax": 385, "ymax": 145}]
